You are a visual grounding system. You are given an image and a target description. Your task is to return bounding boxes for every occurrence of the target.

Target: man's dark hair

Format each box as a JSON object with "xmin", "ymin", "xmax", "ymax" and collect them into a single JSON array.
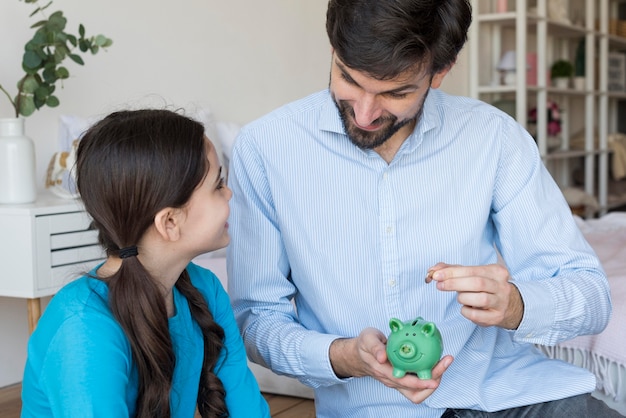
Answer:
[{"xmin": 326, "ymin": 0, "xmax": 472, "ymax": 79}]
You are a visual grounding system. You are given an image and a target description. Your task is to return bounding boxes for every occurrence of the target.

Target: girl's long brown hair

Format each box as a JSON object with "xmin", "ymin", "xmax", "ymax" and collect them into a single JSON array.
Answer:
[{"xmin": 76, "ymin": 109, "xmax": 228, "ymax": 417}]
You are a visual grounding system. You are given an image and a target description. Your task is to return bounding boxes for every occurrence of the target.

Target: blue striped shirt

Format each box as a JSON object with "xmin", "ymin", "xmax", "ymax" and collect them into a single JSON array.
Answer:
[{"xmin": 227, "ymin": 88, "xmax": 612, "ymax": 417}]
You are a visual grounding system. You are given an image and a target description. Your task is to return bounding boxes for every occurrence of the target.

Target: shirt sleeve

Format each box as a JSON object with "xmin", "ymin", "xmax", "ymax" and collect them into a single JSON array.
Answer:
[
  {"xmin": 226, "ymin": 131, "xmax": 346, "ymax": 388},
  {"xmin": 37, "ymin": 313, "xmax": 133, "ymax": 417},
  {"xmin": 490, "ymin": 118, "xmax": 612, "ymax": 345},
  {"xmin": 191, "ymin": 263, "xmax": 271, "ymax": 417}
]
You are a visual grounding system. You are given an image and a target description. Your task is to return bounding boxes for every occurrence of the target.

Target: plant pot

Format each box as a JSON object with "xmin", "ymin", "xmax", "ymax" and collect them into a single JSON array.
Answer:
[
  {"xmin": 553, "ymin": 77, "xmax": 570, "ymax": 89},
  {"xmin": 0, "ymin": 118, "xmax": 37, "ymax": 204}
]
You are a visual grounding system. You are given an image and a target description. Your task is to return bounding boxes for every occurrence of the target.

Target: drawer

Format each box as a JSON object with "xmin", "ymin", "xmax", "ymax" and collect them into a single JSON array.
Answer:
[
  {"xmin": 35, "ymin": 210, "xmax": 105, "ymax": 294},
  {"xmin": 38, "ymin": 211, "xmax": 93, "ymax": 234},
  {"xmin": 50, "ymin": 230, "xmax": 99, "ymax": 250},
  {"xmin": 51, "ymin": 244, "xmax": 104, "ymax": 266}
]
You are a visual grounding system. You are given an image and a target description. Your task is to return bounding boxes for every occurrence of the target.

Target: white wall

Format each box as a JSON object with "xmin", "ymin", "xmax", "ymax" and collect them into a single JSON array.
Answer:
[{"xmin": 0, "ymin": 0, "xmax": 469, "ymax": 387}]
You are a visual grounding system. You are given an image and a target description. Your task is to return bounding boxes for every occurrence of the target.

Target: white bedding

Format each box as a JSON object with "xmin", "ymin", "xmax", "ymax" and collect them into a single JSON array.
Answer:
[{"xmin": 540, "ymin": 212, "xmax": 626, "ymax": 415}]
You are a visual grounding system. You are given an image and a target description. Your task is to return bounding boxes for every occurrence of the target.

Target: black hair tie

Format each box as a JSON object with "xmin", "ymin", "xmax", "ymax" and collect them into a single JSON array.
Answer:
[{"xmin": 119, "ymin": 245, "xmax": 138, "ymax": 259}]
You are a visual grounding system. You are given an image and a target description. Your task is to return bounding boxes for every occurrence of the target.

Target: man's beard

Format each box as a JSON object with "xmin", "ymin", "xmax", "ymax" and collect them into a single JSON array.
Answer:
[{"xmin": 332, "ymin": 91, "xmax": 427, "ymax": 150}]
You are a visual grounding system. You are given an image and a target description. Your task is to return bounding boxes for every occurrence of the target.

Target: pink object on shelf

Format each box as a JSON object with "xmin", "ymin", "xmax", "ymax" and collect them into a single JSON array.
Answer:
[{"xmin": 496, "ymin": 0, "xmax": 507, "ymax": 13}]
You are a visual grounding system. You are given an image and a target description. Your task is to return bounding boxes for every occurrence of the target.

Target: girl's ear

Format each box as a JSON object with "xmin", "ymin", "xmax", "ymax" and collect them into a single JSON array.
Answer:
[{"xmin": 154, "ymin": 207, "xmax": 181, "ymax": 242}]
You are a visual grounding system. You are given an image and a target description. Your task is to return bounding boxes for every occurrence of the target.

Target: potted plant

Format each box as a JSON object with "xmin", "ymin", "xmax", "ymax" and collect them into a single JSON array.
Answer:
[
  {"xmin": 550, "ymin": 59, "xmax": 574, "ymax": 89},
  {"xmin": 0, "ymin": 0, "xmax": 112, "ymax": 204}
]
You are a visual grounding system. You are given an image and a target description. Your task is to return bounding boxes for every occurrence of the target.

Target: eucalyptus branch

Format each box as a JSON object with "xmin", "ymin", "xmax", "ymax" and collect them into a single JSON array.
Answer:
[
  {"xmin": 0, "ymin": 85, "xmax": 18, "ymax": 117},
  {"xmin": 4, "ymin": 0, "xmax": 113, "ymax": 117}
]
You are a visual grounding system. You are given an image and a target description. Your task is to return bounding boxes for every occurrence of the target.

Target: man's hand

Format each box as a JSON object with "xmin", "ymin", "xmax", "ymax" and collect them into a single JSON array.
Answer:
[
  {"xmin": 426, "ymin": 262, "xmax": 524, "ymax": 330},
  {"xmin": 329, "ymin": 328, "xmax": 454, "ymax": 404}
]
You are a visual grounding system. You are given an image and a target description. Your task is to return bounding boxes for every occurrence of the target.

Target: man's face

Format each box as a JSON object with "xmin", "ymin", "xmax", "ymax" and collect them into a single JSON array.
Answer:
[{"xmin": 329, "ymin": 53, "xmax": 447, "ymax": 150}]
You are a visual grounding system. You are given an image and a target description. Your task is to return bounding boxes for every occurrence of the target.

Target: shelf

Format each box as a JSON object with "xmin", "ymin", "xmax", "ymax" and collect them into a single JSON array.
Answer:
[
  {"xmin": 469, "ymin": 0, "xmax": 622, "ymax": 217},
  {"xmin": 608, "ymin": 34, "xmax": 626, "ymax": 50},
  {"xmin": 544, "ymin": 149, "xmax": 599, "ymax": 159},
  {"xmin": 477, "ymin": 12, "xmax": 592, "ymax": 38},
  {"xmin": 477, "ymin": 85, "xmax": 595, "ymax": 96},
  {"xmin": 607, "ymin": 90, "xmax": 626, "ymax": 99}
]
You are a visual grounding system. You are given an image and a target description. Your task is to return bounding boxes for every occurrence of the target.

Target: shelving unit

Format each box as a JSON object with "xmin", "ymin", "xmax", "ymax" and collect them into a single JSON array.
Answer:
[{"xmin": 469, "ymin": 0, "xmax": 626, "ymax": 216}]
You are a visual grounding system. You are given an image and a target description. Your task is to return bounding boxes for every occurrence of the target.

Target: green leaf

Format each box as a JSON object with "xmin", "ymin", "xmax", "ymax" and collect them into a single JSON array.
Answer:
[
  {"xmin": 102, "ymin": 38, "xmax": 113, "ymax": 48},
  {"xmin": 30, "ymin": 20, "xmax": 47, "ymax": 29},
  {"xmin": 90, "ymin": 45, "xmax": 100, "ymax": 54},
  {"xmin": 34, "ymin": 85, "xmax": 50, "ymax": 100},
  {"xmin": 18, "ymin": 96, "xmax": 36, "ymax": 117},
  {"xmin": 79, "ymin": 24, "xmax": 85, "ymax": 38},
  {"xmin": 55, "ymin": 44, "xmax": 69, "ymax": 62},
  {"xmin": 78, "ymin": 39, "xmax": 89, "ymax": 53},
  {"xmin": 47, "ymin": 12, "xmax": 67, "ymax": 31},
  {"xmin": 32, "ymin": 30, "xmax": 47, "ymax": 46},
  {"xmin": 42, "ymin": 67, "xmax": 57, "ymax": 84},
  {"xmin": 19, "ymin": 75, "xmax": 40, "ymax": 94},
  {"xmin": 56, "ymin": 67, "xmax": 69, "ymax": 79},
  {"xmin": 46, "ymin": 95, "xmax": 60, "ymax": 107},
  {"xmin": 95, "ymin": 35, "xmax": 108, "ymax": 47},
  {"xmin": 68, "ymin": 53, "xmax": 85, "ymax": 65},
  {"xmin": 67, "ymin": 34, "xmax": 77, "ymax": 47},
  {"xmin": 23, "ymin": 50, "xmax": 42, "ymax": 69},
  {"xmin": 33, "ymin": 95, "xmax": 46, "ymax": 109}
]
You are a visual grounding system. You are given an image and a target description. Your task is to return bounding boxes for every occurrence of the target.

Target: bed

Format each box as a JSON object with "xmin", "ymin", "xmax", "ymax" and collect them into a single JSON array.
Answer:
[{"xmin": 539, "ymin": 212, "xmax": 626, "ymax": 415}]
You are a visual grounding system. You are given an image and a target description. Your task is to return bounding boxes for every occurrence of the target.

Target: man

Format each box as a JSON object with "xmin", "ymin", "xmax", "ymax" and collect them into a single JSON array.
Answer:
[{"xmin": 227, "ymin": 0, "xmax": 617, "ymax": 416}]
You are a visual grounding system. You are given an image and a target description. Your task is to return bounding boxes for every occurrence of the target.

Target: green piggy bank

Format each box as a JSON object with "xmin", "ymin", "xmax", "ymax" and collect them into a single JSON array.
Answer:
[{"xmin": 386, "ymin": 317, "xmax": 443, "ymax": 379}]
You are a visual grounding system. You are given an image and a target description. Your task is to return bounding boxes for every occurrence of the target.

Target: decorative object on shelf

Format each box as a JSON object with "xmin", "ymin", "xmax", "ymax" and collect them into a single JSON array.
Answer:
[
  {"xmin": 608, "ymin": 52, "xmax": 626, "ymax": 92},
  {"xmin": 550, "ymin": 59, "xmax": 573, "ymax": 89},
  {"xmin": 495, "ymin": 0, "xmax": 507, "ymax": 13},
  {"xmin": 497, "ymin": 50, "xmax": 518, "ymax": 85},
  {"xmin": 45, "ymin": 139, "xmax": 79, "ymax": 199},
  {"xmin": 0, "ymin": 0, "xmax": 112, "ymax": 203},
  {"xmin": 0, "ymin": 118, "xmax": 37, "ymax": 204},
  {"xmin": 547, "ymin": 0, "xmax": 571, "ymax": 24},
  {"xmin": 608, "ymin": 133, "xmax": 626, "ymax": 181},
  {"xmin": 573, "ymin": 38, "xmax": 586, "ymax": 91},
  {"xmin": 527, "ymin": 100, "xmax": 563, "ymax": 150}
]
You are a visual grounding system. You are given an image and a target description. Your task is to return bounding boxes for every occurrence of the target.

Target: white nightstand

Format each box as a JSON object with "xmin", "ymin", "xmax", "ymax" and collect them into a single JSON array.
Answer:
[{"xmin": 0, "ymin": 192, "xmax": 105, "ymax": 332}]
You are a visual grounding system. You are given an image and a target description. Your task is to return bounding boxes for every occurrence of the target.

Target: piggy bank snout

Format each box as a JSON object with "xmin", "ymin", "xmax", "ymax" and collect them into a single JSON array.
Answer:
[{"xmin": 397, "ymin": 341, "xmax": 418, "ymax": 359}]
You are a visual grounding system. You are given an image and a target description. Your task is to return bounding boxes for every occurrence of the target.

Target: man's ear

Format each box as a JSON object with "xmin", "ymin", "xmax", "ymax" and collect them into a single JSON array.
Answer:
[
  {"xmin": 154, "ymin": 207, "xmax": 181, "ymax": 242},
  {"xmin": 431, "ymin": 65, "xmax": 452, "ymax": 89}
]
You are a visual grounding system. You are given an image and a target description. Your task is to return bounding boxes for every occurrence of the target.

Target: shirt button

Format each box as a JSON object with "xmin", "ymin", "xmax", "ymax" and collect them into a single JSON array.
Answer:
[
  {"xmin": 383, "ymin": 172, "xmax": 388, "ymax": 180},
  {"xmin": 388, "ymin": 279, "xmax": 396, "ymax": 287},
  {"xmin": 386, "ymin": 226, "xmax": 393, "ymax": 234}
]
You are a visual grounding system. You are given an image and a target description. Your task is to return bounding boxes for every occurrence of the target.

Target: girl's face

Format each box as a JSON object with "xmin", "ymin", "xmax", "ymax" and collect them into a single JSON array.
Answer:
[{"xmin": 181, "ymin": 137, "xmax": 232, "ymax": 255}]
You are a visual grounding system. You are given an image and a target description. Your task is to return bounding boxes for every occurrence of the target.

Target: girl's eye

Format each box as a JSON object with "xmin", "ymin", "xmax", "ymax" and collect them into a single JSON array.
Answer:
[{"xmin": 216, "ymin": 177, "xmax": 225, "ymax": 190}]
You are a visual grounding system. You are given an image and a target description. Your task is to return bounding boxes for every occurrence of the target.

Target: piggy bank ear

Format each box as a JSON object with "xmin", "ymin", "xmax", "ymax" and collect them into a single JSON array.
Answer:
[
  {"xmin": 422, "ymin": 323, "xmax": 436, "ymax": 337},
  {"xmin": 389, "ymin": 318, "xmax": 403, "ymax": 332}
]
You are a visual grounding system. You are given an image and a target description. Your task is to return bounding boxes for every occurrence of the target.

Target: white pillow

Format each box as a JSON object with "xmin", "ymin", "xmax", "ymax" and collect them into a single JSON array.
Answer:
[{"xmin": 216, "ymin": 121, "xmax": 241, "ymax": 165}]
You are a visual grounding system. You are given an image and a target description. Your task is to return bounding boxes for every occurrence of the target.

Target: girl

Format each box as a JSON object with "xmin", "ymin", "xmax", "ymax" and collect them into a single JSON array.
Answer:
[{"xmin": 21, "ymin": 109, "xmax": 270, "ymax": 418}]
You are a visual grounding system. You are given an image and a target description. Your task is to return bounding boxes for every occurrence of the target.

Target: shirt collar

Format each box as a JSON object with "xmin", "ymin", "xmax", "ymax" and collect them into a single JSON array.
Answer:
[{"xmin": 318, "ymin": 88, "xmax": 441, "ymax": 156}]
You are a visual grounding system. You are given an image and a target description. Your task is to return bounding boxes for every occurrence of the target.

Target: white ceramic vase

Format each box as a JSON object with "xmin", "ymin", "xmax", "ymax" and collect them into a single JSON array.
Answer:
[{"xmin": 0, "ymin": 118, "xmax": 37, "ymax": 204}]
